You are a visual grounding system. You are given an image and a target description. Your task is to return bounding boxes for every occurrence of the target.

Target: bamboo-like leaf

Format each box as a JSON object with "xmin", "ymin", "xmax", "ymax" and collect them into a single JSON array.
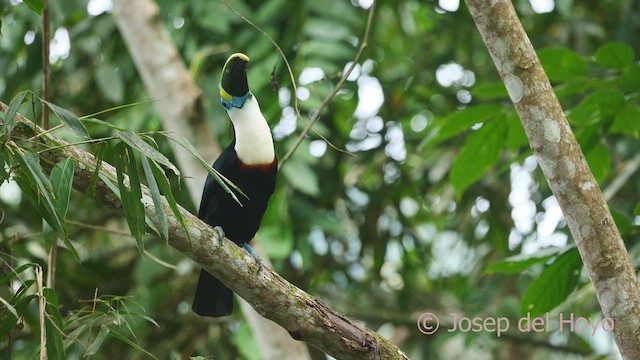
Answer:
[
  {"xmin": 43, "ymin": 288, "xmax": 66, "ymax": 360},
  {"xmin": 44, "ymin": 158, "xmax": 75, "ymax": 249},
  {"xmin": 126, "ymin": 145, "xmax": 145, "ymax": 245},
  {"xmin": 87, "ymin": 142, "xmax": 107, "ymax": 196},
  {"xmin": 41, "ymin": 99, "xmax": 90, "ymax": 139},
  {"xmin": 0, "ymin": 262, "xmax": 39, "ymax": 286},
  {"xmin": 162, "ymin": 132, "xmax": 246, "ymax": 205},
  {"xmin": 13, "ymin": 150, "xmax": 77, "ymax": 257},
  {"xmin": 141, "ymin": 156, "xmax": 169, "ymax": 240},
  {"xmin": 0, "ymin": 295, "xmax": 18, "ymax": 319},
  {"xmin": 87, "ymin": 325, "xmax": 111, "ymax": 355},
  {"xmin": 83, "ymin": 117, "xmax": 127, "ymax": 131},
  {"xmin": 50, "ymin": 158, "xmax": 75, "ymax": 218},
  {"xmin": 115, "ymin": 143, "xmax": 145, "ymax": 252},
  {"xmin": 0, "ymin": 290, "xmax": 37, "ymax": 340},
  {"xmin": 3, "ymin": 90, "xmax": 29, "ymax": 138},
  {"xmin": 149, "ymin": 159, "xmax": 190, "ymax": 242},
  {"xmin": 23, "ymin": 0, "xmax": 45, "ymax": 15},
  {"xmin": 117, "ymin": 131, "xmax": 180, "ymax": 176}
]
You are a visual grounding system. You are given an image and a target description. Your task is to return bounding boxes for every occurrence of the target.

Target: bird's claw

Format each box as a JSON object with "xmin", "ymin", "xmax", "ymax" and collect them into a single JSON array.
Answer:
[
  {"xmin": 214, "ymin": 226, "xmax": 226, "ymax": 239},
  {"xmin": 242, "ymin": 243, "xmax": 264, "ymax": 273}
]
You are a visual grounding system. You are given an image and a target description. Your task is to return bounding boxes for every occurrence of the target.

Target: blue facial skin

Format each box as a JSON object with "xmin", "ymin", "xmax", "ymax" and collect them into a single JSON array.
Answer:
[{"xmin": 221, "ymin": 92, "xmax": 253, "ymax": 111}]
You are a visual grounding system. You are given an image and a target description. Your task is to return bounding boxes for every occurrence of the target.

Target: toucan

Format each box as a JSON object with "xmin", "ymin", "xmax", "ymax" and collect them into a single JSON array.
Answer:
[{"xmin": 192, "ymin": 53, "xmax": 278, "ymax": 317}]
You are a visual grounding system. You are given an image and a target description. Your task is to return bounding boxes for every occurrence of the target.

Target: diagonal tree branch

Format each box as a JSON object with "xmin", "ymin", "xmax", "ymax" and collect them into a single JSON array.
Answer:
[
  {"xmin": 464, "ymin": 1, "xmax": 640, "ymax": 358},
  {"xmin": 4, "ymin": 103, "xmax": 409, "ymax": 360}
]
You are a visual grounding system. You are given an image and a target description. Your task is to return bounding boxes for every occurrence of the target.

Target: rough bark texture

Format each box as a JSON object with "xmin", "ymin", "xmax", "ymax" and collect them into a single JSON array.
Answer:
[
  {"xmin": 4, "ymin": 105, "xmax": 409, "ymax": 360},
  {"xmin": 112, "ymin": 0, "xmax": 219, "ymax": 205},
  {"xmin": 464, "ymin": 1, "xmax": 640, "ymax": 358}
]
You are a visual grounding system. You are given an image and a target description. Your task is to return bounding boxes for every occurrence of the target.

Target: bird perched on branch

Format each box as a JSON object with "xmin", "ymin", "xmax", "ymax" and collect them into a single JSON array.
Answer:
[{"xmin": 192, "ymin": 53, "xmax": 277, "ymax": 317}]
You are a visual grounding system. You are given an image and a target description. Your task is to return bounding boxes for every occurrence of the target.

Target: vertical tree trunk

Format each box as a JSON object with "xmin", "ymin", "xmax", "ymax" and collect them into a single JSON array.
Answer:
[
  {"xmin": 112, "ymin": 0, "xmax": 218, "ymax": 205},
  {"xmin": 464, "ymin": 1, "xmax": 640, "ymax": 358}
]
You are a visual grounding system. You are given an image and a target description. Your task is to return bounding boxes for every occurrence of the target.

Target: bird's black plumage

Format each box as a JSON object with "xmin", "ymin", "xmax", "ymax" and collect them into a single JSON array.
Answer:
[
  {"xmin": 191, "ymin": 53, "xmax": 276, "ymax": 317},
  {"xmin": 191, "ymin": 140, "xmax": 277, "ymax": 317}
]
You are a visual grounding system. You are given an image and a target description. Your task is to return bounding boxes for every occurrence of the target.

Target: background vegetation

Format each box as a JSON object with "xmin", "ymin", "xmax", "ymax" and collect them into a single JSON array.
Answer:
[{"xmin": 1, "ymin": 0, "xmax": 639, "ymax": 358}]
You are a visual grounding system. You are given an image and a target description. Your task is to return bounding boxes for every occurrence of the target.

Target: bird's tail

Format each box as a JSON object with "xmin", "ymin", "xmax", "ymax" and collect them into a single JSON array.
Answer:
[{"xmin": 192, "ymin": 268, "xmax": 233, "ymax": 317}]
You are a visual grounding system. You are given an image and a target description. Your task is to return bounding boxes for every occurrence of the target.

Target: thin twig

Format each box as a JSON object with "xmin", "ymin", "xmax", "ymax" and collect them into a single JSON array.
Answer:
[{"xmin": 278, "ymin": 1, "xmax": 376, "ymax": 169}]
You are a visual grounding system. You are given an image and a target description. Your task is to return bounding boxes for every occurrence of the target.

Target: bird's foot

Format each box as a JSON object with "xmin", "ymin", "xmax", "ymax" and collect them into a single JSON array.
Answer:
[
  {"xmin": 214, "ymin": 226, "xmax": 226, "ymax": 239},
  {"xmin": 242, "ymin": 243, "xmax": 264, "ymax": 273}
]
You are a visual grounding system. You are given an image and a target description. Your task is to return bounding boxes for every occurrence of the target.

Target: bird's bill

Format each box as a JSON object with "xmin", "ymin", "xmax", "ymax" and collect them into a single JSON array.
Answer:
[{"xmin": 220, "ymin": 53, "xmax": 250, "ymax": 101}]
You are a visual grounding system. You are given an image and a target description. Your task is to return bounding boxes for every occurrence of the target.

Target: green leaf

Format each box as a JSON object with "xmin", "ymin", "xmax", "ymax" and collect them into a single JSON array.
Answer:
[
  {"xmin": 422, "ymin": 104, "xmax": 503, "ymax": 147},
  {"xmin": 471, "ymin": 82, "xmax": 508, "ymax": 99},
  {"xmin": 0, "ymin": 262, "xmax": 39, "ymax": 287},
  {"xmin": 584, "ymin": 141, "xmax": 611, "ymax": 183},
  {"xmin": 87, "ymin": 142, "xmax": 107, "ymax": 196},
  {"xmin": 43, "ymin": 219, "xmax": 56, "ymax": 253},
  {"xmin": 14, "ymin": 150, "xmax": 75, "ymax": 256},
  {"xmin": 611, "ymin": 104, "xmax": 640, "ymax": 136},
  {"xmin": 141, "ymin": 156, "xmax": 169, "ymax": 240},
  {"xmin": 0, "ymin": 286, "xmax": 37, "ymax": 339},
  {"xmin": 115, "ymin": 143, "xmax": 145, "ymax": 251},
  {"xmin": 41, "ymin": 99, "xmax": 90, "ymax": 139},
  {"xmin": 520, "ymin": 248, "xmax": 582, "ymax": 317},
  {"xmin": 3, "ymin": 90, "xmax": 29, "ymax": 138},
  {"xmin": 567, "ymin": 90, "xmax": 625, "ymax": 126},
  {"xmin": 484, "ymin": 247, "xmax": 564, "ymax": 274},
  {"xmin": 44, "ymin": 288, "xmax": 66, "ymax": 360},
  {"xmin": 450, "ymin": 119, "xmax": 507, "ymax": 197},
  {"xmin": 127, "ymin": 144, "xmax": 146, "ymax": 251},
  {"xmin": 538, "ymin": 47, "xmax": 588, "ymax": 81},
  {"xmin": 620, "ymin": 65, "xmax": 640, "ymax": 92},
  {"xmin": 117, "ymin": 131, "xmax": 179, "ymax": 176},
  {"xmin": 149, "ymin": 159, "xmax": 190, "ymax": 242},
  {"xmin": 50, "ymin": 158, "xmax": 75, "ymax": 219},
  {"xmin": 0, "ymin": 294, "xmax": 19, "ymax": 319},
  {"xmin": 23, "ymin": 0, "xmax": 45, "ymax": 15},
  {"xmin": 610, "ymin": 208, "xmax": 634, "ymax": 236},
  {"xmin": 44, "ymin": 158, "xmax": 75, "ymax": 250},
  {"xmin": 595, "ymin": 41, "xmax": 635, "ymax": 69},
  {"xmin": 87, "ymin": 326, "xmax": 111, "ymax": 355},
  {"xmin": 83, "ymin": 117, "xmax": 127, "ymax": 131},
  {"xmin": 281, "ymin": 160, "xmax": 320, "ymax": 196}
]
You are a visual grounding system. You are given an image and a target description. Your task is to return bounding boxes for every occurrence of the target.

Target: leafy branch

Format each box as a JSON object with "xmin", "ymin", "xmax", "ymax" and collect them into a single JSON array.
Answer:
[{"xmin": 2, "ymin": 101, "xmax": 408, "ymax": 359}]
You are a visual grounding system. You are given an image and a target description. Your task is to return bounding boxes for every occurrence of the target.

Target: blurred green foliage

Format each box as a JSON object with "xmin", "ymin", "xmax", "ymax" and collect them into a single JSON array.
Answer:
[{"xmin": 1, "ymin": 0, "xmax": 640, "ymax": 358}]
